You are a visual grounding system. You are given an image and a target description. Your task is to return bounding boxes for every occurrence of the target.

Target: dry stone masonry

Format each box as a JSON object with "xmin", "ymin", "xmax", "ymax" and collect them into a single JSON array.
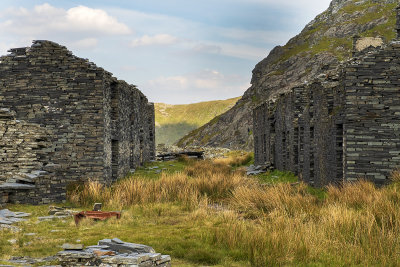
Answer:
[
  {"xmin": 0, "ymin": 40, "xmax": 155, "ymax": 206},
  {"xmin": 253, "ymin": 6, "xmax": 400, "ymax": 187}
]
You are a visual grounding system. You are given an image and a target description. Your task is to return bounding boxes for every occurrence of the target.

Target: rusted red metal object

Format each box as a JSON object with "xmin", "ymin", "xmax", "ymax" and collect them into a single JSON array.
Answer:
[{"xmin": 74, "ymin": 211, "xmax": 121, "ymax": 225}]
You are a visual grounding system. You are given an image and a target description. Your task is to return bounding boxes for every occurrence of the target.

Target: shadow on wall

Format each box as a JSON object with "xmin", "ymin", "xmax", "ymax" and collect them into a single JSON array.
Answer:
[{"xmin": 156, "ymin": 123, "xmax": 198, "ymax": 146}]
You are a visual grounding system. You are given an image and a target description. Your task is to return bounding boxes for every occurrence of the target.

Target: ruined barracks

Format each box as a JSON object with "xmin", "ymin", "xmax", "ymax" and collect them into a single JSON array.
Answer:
[
  {"xmin": 0, "ymin": 40, "xmax": 155, "ymax": 205},
  {"xmin": 253, "ymin": 7, "xmax": 400, "ymax": 187}
]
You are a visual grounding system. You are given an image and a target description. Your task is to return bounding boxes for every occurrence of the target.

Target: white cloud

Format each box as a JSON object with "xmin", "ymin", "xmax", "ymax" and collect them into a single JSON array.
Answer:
[
  {"xmin": 146, "ymin": 69, "xmax": 249, "ymax": 104},
  {"xmin": 220, "ymin": 28, "xmax": 293, "ymax": 46},
  {"xmin": 233, "ymin": 0, "xmax": 331, "ymax": 12},
  {"xmin": 66, "ymin": 6, "xmax": 131, "ymax": 35},
  {"xmin": 70, "ymin": 38, "xmax": 98, "ymax": 49},
  {"xmin": 0, "ymin": 3, "xmax": 131, "ymax": 36},
  {"xmin": 183, "ymin": 40, "xmax": 267, "ymax": 60},
  {"xmin": 131, "ymin": 34, "xmax": 178, "ymax": 47},
  {"xmin": 215, "ymin": 42, "xmax": 268, "ymax": 60}
]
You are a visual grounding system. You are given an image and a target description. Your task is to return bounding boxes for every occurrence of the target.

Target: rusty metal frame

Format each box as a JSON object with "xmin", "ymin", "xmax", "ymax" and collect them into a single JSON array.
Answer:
[{"xmin": 74, "ymin": 211, "xmax": 121, "ymax": 225}]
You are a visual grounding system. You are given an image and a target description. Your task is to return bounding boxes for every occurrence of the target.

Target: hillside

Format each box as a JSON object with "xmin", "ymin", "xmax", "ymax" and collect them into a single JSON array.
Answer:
[
  {"xmin": 177, "ymin": 0, "xmax": 398, "ymax": 150},
  {"xmin": 155, "ymin": 97, "xmax": 240, "ymax": 145}
]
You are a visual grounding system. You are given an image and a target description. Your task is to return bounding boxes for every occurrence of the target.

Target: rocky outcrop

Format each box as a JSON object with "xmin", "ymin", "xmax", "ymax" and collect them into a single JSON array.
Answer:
[
  {"xmin": 253, "ymin": 6, "xmax": 400, "ymax": 186},
  {"xmin": 178, "ymin": 0, "xmax": 399, "ymax": 150}
]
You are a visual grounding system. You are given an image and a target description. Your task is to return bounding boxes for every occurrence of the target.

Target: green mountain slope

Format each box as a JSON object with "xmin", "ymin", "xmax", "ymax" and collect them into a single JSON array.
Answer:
[
  {"xmin": 177, "ymin": 0, "xmax": 399, "ymax": 150},
  {"xmin": 155, "ymin": 97, "xmax": 240, "ymax": 145}
]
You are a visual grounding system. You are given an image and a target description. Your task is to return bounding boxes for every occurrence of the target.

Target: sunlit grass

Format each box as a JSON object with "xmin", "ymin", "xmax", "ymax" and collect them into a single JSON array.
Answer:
[{"xmin": 3, "ymin": 157, "xmax": 400, "ymax": 266}]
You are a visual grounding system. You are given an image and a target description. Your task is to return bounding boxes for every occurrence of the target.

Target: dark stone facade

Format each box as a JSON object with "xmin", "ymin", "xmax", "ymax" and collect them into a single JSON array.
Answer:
[
  {"xmin": 254, "ymin": 7, "xmax": 400, "ymax": 186},
  {"xmin": 0, "ymin": 40, "xmax": 155, "ymax": 205},
  {"xmin": 253, "ymin": 72, "xmax": 345, "ymax": 187}
]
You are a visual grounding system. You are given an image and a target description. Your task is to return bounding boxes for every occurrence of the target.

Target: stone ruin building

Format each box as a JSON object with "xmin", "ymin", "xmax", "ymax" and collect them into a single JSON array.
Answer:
[
  {"xmin": 0, "ymin": 40, "xmax": 155, "ymax": 206},
  {"xmin": 253, "ymin": 6, "xmax": 400, "ymax": 187}
]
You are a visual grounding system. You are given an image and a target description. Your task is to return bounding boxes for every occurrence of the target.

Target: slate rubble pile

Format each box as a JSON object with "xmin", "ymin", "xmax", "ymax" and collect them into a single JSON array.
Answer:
[
  {"xmin": 38, "ymin": 206, "xmax": 74, "ymax": 221},
  {"xmin": 57, "ymin": 238, "xmax": 171, "ymax": 267},
  {"xmin": 156, "ymin": 145, "xmax": 232, "ymax": 160},
  {"xmin": 246, "ymin": 164, "xmax": 272, "ymax": 176},
  {"xmin": 0, "ymin": 209, "xmax": 30, "ymax": 225}
]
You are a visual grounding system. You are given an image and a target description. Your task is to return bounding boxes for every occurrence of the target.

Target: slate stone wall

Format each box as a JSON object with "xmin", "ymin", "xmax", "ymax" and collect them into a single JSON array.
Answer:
[
  {"xmin": 0, "ymin": 40, "xmax": 155, "ymax": 205},
  {"xmin": 343, "ymin": 42, "xmax": 400, "ymax": 184},
  {"xmin": 254, "ymin": 39, "xmax": 400, "ymax": 186}
]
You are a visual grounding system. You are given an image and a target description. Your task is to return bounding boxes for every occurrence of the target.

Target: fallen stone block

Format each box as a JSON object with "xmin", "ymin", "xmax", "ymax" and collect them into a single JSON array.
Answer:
[
  {"xmin": 62, "ymin": 243, "xmax": 84, "ymax": 250},
  {"xmin": 98, "ymin": 238, "xmax": 156, "ymax": 254},
  {"xmin": 0, "ymin": 182, "xmax": 35, "ymax": 190},
  {"xmin": 38, "ymin": 215, "xmax": 70, "ymax": 221}
]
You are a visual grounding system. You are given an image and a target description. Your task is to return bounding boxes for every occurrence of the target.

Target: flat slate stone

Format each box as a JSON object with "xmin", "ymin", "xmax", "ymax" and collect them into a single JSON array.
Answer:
[
  {"xmin": 111, "ymin": 237, "xmax": 124, "ymax": 244},
  {"xmin": 86, "ymin": 245, "xmax": 110, "ymax": 250},
  {"xmin": 0, "ymin": 182, "xmax": 35, "ymax": 190},
  {"xmin": 62, "ymin": 243, "xmax": 84, "ymax": 250},
  {"xmin": 38, "ymin": 215, "xmax": 70, "ymax": 221},
  {"xmin": 98, "ymin": 239, "xmax": 155, "ymax": 254},
  {"xmin": 0, "ymin": 219, "xmax": 13, "ymax": 225},
  {"xmin": 12, "ymin": 212, "xmax": 31, "ymax": 217},
  {"xmin": 0, "ymin": 209, "xmax": 29, "ymax": 225},
  {"xmin": 56, "ymin": 250, "xmax": 94, "ymax": 259}
]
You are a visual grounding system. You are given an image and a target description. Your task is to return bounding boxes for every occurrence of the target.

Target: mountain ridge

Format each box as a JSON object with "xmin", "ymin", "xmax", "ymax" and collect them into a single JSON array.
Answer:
[
  {"xmin": 177, "ymin": 0, "xmax": 399, "ymax": 150},
  {"xmin": 155, "ymin": 97, "xmax": 240, "ymax": 145}
]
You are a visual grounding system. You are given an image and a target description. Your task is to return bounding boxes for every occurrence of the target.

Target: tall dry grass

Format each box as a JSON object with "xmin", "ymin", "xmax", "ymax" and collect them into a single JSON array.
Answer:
[
  {"xmin": 213, "ymin": 151, "xmax": 253, "ymax": 167},
  {"xmin": 68, "ymin": 159, "xmax": 252, "ymax": 209},
  {"xmin": 69, "ymin": 159, "xmax": 400, "ymax": 266},
  {"xmin": 213, "ymin": 178, "xmax": 400, "ymax": 266}
]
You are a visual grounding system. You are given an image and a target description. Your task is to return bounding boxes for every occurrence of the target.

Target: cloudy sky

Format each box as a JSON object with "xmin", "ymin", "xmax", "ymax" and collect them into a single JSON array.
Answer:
[{"xmin": 0, "ymin": 0, "xmax": 332, "ymax": 104}]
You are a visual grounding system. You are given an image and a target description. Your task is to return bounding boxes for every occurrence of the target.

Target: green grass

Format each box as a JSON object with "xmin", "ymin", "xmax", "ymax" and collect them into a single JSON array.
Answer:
[
  {"xmin": 155, "ymin": 122, "xmax": 198, "ymax": 146},
  {"xmin": 177, "ymin": 114, "xmax": 222, "ymax": 147},
  {"xmin": 268, "ymin": 69, "xmax": 285, "ymax": 76},
  {"xmin": 5, "ymin": 155, "xmax": 400, "ymax": 266},
  {"xmin": 307, "ymin": 186, "xmax": 327, "ymax": 200},
  {"xmin": 255, "ymin": 170, "xmax": 327, "ymax": 199},
  {"xmin": 310, "ymin": 36, "xmax": 352, "ymax": 60},
  {"xmin": 359, "ymin": 3, "xmax": 397, "ymax": 41},
  {"xmin": 273, "ymin": 1, "xmax": 397, "ymax": 65},
  {"xmin": 275, "ymin": 42, "xmax": 311, "ymax": 64},
  {"xmin": 255, "ymin": 169, "xmax": 298, "ymax": 184},
  {"xmin": 0, "ymin": 203, "xmax": 248, "ymax": 266},
  {"xmin": 125, "ymin": 160, "xmax": 187, "ymax": 180},
  {"xmin": 155, "ymin": 97, "xmax": 240, "ymax": 145},
  {"xmin": 340, "ymin": 0, "xmax": 377, "ymax": 14}
]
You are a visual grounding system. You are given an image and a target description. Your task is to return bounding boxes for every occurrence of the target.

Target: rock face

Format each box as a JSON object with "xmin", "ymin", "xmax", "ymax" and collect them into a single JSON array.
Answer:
[
  {"xmin": 0, "ymin": 40, "xmax": 155, "ymax": 206},
  {"xmin": 177, "ymin": 0, "xmax": 399, "ymax": 150},
  {"xmin": 253, "ymin": 7, "xmax": 400, "ymax": 186}
]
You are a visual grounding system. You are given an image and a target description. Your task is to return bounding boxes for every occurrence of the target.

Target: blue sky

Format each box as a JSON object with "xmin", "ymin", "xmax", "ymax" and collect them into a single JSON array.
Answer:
[{"xmin": 0, "ymin": 0, "xmax": 332, "ymax": 104}]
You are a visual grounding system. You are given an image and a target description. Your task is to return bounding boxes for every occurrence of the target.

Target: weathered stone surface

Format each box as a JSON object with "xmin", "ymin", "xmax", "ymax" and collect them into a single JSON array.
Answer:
[
  {"xmin": 0, "ymin": 40, "xmax": 155, "ymax": 206},
  {"xmin": 0, "ymin": 209, "xmax": 30, "ymax": 226},
  {"xmin": 0, "ymin": 183, "xmax": 35, "ymax": 190},
  {"xmin": 253, "ymin": 5, "xmax": 400, "ymax": 186},
  {"xmin": 98, "ymin": 238, "xmax": 156, "ymax": 254},
  {"xmin": 62, "ymin": 243, "xmax": 84, "ymax": 250},
  {"xmin": 38, "ymin": 215, "xmax": 71, "ymax": 221},
  {"xmin": 57, "ymin": 238, "xmax": 170, "ymax": 267},
  {"xmin": 4, "ymin": 256, "xmax": 58, "ymax": 266},
  {"xmin": 177, "ymin": 1, "xmax": 399, "ymax": 151},
  {"xmin": 93, "ymin": 203, "xmax": 102, "ymax": 211}
]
